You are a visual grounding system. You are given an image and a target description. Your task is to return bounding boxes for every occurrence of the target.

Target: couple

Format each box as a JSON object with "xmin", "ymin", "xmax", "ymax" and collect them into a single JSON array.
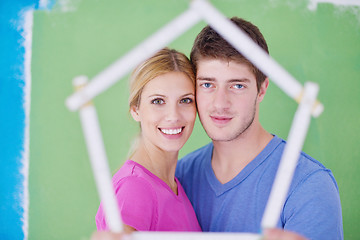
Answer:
[{"xmin": 95, "ymin": 17, "xmax": 343, "ymax": 240}]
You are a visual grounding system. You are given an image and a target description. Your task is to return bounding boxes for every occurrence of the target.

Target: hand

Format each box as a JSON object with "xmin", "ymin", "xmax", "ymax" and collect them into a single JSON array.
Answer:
[
  {"xmin": 91, "ymin": 231, "xmax": 124, "ymax": 240},
  {"xmin": 91, "ymin": 224, "xmax": 136, "ymax": 239},
  {"xmin": 264, "ymin": 228, "xmax": 308, "ymax": 240}
]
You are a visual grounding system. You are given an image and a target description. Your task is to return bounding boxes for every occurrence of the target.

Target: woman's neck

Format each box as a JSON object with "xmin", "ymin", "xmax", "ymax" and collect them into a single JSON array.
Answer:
[{"xmin": 131, "ymin": 142, "xmax": 179, "ymax": 194}]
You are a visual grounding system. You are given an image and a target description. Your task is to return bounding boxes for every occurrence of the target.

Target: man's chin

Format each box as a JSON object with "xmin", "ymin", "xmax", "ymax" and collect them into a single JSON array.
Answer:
[{"xmin": 208, "ymin": 132, "xmax": 239, "ymax": 142}]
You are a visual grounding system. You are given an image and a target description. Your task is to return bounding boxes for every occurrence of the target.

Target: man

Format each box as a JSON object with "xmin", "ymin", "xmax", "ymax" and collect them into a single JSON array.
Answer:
[{"xmin": 175, "ymin": 17, "xmax": 343, "ymax": 239}]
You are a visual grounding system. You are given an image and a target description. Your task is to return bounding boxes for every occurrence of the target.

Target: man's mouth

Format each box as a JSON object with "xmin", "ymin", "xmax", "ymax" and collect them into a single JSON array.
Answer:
[{"xmin": 210, "ymin": 116, "xmax": 232, "ymax": 124}]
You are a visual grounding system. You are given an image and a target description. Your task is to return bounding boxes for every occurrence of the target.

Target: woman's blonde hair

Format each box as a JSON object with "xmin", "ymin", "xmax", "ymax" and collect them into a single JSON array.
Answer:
[
  {"xmin": 126, "ymin": 48, "xmax": 195, "ymax": 159},
  {"xmin": 128, "ymin": 48, "xmax": 195, "ymax": 108}
]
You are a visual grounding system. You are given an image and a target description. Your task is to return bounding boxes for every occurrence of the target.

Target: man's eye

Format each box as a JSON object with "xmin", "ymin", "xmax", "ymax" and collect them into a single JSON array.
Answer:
[
  {"xmin": 180, "ymin": 98, "xmax": 193, "ymax": 104},
  {"xmin": 202, "ymin": 83, "xmax": 212, "ymax": 88},
  {"xmin": 233, "ymin": 84, "xmax": 244, "ymax": 89},
  {"xmin": 151, "ymin": 99, "xmax": 164, "ymax": 104}
]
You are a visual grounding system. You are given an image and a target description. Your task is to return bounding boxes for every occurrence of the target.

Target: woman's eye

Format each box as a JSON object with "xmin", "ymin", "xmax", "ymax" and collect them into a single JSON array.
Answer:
[
  {"xmin": 180, "ymin": 98, "xmax": 193, "ymax": 104},
  {"xmin": 151, "ymin": 99, "xmax": 164, "ymax": 104}
]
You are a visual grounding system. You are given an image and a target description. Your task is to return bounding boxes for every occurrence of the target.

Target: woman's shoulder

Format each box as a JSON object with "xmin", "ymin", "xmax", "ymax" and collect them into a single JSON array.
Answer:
[
  {"xmin": 113, "ymin": 160, "xmax": 150, "ymax": 180},
  {"xmin": 111, "ymin": 160, "xmax": 156, "ymax": 193}
]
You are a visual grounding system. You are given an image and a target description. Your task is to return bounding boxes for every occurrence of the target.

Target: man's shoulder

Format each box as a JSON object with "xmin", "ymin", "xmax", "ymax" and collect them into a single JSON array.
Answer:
[
  {"xmin": 296, "ymin": 151, "xmax": 337, "ymax": 184},
  {"xmin": 271, "ymin": 136, "xmax": 337, "ymax": 185},
  {"xmin": 176, "ymin": 142, "xmax": 213, "ymax": 177},
  {"xmin": 298, "ymin": 151, "xmax": 326, "ymax": 170},
  {"xmin": 179, "ymin": 142, "xmax": 213, "ymax": 164},
  {"xmin": 287, "ymin": 142, "xmax": 333, "ymax": 178},
  {"xmin": 274, "ymin": 135, "xmax": 329, "ymax": 172}
]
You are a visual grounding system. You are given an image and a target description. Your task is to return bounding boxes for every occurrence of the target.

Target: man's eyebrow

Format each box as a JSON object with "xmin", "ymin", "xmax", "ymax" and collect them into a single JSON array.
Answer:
[
  {"xmin": 228, "ymin": 78, "xmax": 251, "ymax": 83},
  {"xmin": 197, "ymin": 77, "xmax": 251, "ymax": 83},
  {"xmin": 197, "ymin": 77, "xmax": 215, "ymax": 81}
]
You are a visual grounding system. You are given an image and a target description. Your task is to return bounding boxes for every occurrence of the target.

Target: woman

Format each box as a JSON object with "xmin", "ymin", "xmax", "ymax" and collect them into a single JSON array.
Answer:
[{"xmin": 95, "ymin": 48, "xmax": 201, "ymax": 232}]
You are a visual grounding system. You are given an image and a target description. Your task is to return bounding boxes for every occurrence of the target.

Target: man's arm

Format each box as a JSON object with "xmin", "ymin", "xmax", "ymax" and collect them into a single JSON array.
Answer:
[{"xmin": 264, "ymin": 229, "xmax": 307, "ymax": 240}]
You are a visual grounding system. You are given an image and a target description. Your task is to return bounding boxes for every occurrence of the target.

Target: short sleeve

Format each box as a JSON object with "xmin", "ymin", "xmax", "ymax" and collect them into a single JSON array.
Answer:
[
  {"xmin": 96, "ymin": 176, "xmax": 158, "ymax": 231},
  {"xmin": 282, "ymin": 170, "xmax": 343, "ymax": 239}
]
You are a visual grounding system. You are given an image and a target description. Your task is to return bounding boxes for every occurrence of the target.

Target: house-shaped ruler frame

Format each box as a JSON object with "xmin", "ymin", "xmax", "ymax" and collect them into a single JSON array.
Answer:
[{"xmin": 66, "ymin": 0, "xmax": 323, "ymax": 239}]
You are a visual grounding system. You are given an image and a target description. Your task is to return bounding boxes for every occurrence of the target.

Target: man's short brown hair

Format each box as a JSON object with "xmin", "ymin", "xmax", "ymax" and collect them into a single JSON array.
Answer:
[{"xmin": 190, "ymin": 17, "xmax": 269, "ymax": 91}]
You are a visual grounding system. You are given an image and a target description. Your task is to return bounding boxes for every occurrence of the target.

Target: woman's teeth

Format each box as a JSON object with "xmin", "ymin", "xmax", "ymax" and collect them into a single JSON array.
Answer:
[{"xmin": 160, "ymin": 128, "xmax": 182, "ymax": 135}]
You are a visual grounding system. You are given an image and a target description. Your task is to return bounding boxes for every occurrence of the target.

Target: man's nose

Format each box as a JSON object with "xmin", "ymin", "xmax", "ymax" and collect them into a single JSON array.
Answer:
[{"xmin": 213, "ymin": 87, "xmax": 230, "ymax": 109}]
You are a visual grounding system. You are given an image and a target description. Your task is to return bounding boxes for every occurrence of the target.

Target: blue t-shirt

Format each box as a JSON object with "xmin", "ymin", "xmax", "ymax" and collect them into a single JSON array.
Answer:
[{"xmin": 176, "ymin": 135, "xmax": 343, "ymax": 239}]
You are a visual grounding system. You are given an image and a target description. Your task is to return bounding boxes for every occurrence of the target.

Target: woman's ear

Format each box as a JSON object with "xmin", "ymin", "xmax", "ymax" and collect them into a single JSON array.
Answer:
[{"xmin": 130, "ymin": 105, "xmax": 140, "ymax": 122}]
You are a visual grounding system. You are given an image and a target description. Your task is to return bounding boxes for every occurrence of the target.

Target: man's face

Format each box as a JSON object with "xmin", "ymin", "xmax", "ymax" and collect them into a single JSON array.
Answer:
[{"xmin": 196, "ymin": 59, "xmax": 266, "ymax": 142}]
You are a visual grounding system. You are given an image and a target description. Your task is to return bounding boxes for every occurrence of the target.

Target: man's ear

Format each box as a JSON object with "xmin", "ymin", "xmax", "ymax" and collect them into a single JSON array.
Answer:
[
  {"xmin": 130, "ymin": 105, "xmax": 140, "ymax": 122},
  {"xmin": 258, "ymin": 77, "xmax": 269, "ymax": 102}
]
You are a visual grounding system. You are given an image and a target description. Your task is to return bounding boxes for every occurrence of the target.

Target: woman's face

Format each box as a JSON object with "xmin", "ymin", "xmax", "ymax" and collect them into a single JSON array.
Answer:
[{"xmin": 131, "ymin": 71, "xmax": 196, "ymax": 153}]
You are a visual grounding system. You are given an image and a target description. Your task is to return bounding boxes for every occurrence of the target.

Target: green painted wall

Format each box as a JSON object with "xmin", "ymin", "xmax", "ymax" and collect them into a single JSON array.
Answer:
[{"xmin": 29, "ymin": 0, "xmax": 360, "ymax": 239}]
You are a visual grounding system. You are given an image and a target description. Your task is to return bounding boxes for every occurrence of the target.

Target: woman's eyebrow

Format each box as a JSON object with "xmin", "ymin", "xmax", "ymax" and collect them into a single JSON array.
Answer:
[
  {"xmin": 147, "ymin": 93, "xmax": 195, "ymax": 98},
  {"xmin": 180, "ymin": 93, "xmax": 195, "ymax": 98},
  {"xmin": 147, "ymin": 94, "xmax": 166, "ymax": 98}
]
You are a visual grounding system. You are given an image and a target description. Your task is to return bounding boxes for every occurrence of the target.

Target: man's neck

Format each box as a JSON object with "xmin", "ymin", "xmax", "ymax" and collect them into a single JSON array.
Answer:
[{"xmin": 211, "ymin": 125, "xmax": 273, "ymax": 184}]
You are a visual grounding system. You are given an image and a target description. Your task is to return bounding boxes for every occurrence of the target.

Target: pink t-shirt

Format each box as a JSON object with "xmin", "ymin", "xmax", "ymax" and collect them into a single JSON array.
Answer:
[{"xmin": 95, "ymin": 160, "xmax": 201, "ymax": 231}]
